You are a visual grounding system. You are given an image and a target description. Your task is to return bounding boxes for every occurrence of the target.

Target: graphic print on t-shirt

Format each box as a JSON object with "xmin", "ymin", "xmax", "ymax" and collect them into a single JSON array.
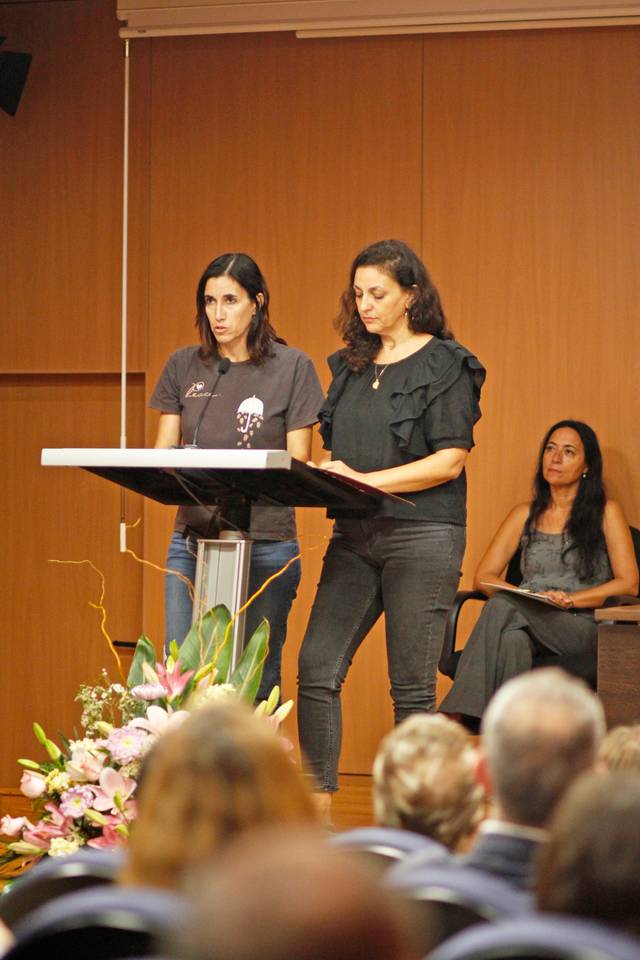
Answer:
[
  {"xmin": 185, "ymin": 380, "xmax": 206, "ymax": 398},
  {"xmin": 236, "ymin": 396, "xmax": 264, "ymax": 447}
]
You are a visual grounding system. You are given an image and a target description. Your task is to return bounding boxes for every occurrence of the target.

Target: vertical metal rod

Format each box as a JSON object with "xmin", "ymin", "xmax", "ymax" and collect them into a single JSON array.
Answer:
[{"xmin": 120, "ymin": 39, "xmax": 131, "ymax": 553}]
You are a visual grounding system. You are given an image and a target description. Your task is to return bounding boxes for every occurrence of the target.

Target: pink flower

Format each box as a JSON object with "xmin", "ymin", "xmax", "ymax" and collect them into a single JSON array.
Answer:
[
  {"xmin": 22, "ymin": 802, "xmax": 74, "ymax": 850},
  {"xmin": 59, "ymin": 786, "xmax": 95, "ymax": 819},
  {"xmin": 156, "ymin": 661, "xmax": 195, "ymax": 700},
  {"xmin": 91, "ymin": 767, "xmax": 136, "ymax": 814},
  {"xmin": 129, "ymin": 705, "xmax": 190, "ymax": 736},
  {"xmin": 86, "ymin": 817, "xmax": 126, "ymax": 850},
  {"xmin": 66, "ymin": 746, "xmax": 106, "ymax": 782},
  {"xmin": 20, "ymin": 770, "xmax": 47, "ymax": 798},
  {"xmin": 0, "ymin": 814, "xmax": 34, "ymax": 837},
  {"xmin": 105, "ymin": 726, "xmax": 149, "ymax": 764},
  {"xmin": 130, "ymin": 683, "xmax": 166, "ymax": 701}
]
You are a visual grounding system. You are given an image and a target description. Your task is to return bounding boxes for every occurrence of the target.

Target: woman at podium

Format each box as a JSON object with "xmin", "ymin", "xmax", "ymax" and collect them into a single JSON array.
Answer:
[
  {"xmin": 297, "ymin": 239, "xmax": 485, "ymax": 806},
  {"xmin": 151, "ymin": 252, "xmax": 324, "ymax": 700}
]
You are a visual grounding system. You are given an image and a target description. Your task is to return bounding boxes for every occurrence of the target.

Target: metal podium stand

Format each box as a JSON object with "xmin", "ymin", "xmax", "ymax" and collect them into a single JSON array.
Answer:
[{"xmin": 41, "ymin": 448, "xmax": 385, "ymax": 668}]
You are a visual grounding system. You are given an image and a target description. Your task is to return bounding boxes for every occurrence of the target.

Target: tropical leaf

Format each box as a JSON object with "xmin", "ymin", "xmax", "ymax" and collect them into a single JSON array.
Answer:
[
  {"xmin": 126, "ymin": 635, "xmax": 158, "ymax": 689},
  {"xmin": 229, "ymin": 618, "xmax": 269, "ymax": 702},
  {"xmin": 177, "ymin": 605, "xmax": 231, "ymax": 675}
]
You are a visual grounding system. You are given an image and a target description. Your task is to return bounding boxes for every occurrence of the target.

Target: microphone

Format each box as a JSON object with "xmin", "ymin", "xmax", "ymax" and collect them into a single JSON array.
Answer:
[{"xmin": 188, "ymin": 357, "xmax": 231, "ymax": 447}]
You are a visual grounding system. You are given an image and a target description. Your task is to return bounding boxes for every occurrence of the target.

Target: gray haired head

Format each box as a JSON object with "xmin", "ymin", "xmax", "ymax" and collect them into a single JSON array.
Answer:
[{"xmin": 481, "ymin": 668, "xmax": 606, "ymax": 827}]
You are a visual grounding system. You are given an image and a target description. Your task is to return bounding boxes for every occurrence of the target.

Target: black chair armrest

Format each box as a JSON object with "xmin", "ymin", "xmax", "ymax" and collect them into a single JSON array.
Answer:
[
  {"xmin": 601, "ymin": 594, "xmax": 640, "ymax": 607},
  {"xmin": 439, "ymin": 590, "xmax": 488, "ymax": 679}
]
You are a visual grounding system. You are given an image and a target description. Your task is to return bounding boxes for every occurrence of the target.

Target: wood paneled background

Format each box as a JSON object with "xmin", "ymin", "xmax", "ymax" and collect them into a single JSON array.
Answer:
[{"xmin": 1, "ymin": 0, "xmax": 638, "ymax": 788}]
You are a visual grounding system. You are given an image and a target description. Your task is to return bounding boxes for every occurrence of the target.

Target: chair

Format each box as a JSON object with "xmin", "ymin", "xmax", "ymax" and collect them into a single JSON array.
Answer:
[
  {"xmin": 7, "ymin": 885, "xmax": 185, "ymax": 960},
  {"xmin": 385, "ymin": 862, "xmax": 532, "ymax": 951},
  {"xmin": 438, "ymin": 526, "xmax": 640, "ymax": 688},
  {"xmin": 0, "ymin": 848, "xmax": 124, "ymax": 930},
  {"xmin": 427, "ymin": 914, "xmax": 640, "ymax": 960},
  {"xmin": 329, "ymin": 826, "xmax": 450, "ymax": 873}
]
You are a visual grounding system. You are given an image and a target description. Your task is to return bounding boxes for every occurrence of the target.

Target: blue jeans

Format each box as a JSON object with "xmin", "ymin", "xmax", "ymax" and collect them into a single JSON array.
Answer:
[
  {"xmin": 297, "ymin": 517, "xmax": 466, "ymax": 792},
  {"xmin": 165, "ymin": 531, "xmax": 301, "ymax": 701}
]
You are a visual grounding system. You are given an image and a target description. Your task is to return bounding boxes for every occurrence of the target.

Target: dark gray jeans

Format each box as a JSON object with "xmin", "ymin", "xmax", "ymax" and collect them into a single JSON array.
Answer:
[{"xmin": 297, "ymin": 517, "xmax": 466, "ymax": 792}]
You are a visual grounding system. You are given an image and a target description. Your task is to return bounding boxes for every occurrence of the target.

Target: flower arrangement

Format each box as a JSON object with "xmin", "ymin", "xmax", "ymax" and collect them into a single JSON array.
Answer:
[{"xmin": 0, "ymin": 605, "xmax": 291, "ymax": 873}]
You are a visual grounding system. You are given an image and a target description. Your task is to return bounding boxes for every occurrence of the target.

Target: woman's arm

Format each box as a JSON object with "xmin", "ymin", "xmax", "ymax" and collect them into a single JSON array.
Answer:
[
  {"xmin": 472, "ymin": 503, "xmax": 531, "ymax": 595},
  {"xmin": 154, "ymin": 413, "xmax": 181, "ymax": 448},
  {"xmin": 316, "ymin": 447, "xmax": 468, "ymax": 494},
  {"xmin": 552, "ymin": 501, "xmax": 639, "ymax": 609},
  {"xmin": 287, "ymin": 426, "xmax": 314, "ymax": 463}
]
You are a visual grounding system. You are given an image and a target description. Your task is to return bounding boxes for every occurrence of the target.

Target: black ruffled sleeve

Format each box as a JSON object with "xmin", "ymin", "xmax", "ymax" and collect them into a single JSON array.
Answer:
[
  {"xmin": 317, "ymin": 350, "xmax": 351, "ymax": 451},
  {"xmin": 388, "ymin": 340, "xmax": 486, "ymax": 458}
]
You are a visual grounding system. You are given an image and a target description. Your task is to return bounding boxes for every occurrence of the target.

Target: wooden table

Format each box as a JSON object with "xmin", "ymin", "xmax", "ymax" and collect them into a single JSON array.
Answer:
[{"xmin": 595, "ymin": 605, "xmax": 640, "ymax": 727}]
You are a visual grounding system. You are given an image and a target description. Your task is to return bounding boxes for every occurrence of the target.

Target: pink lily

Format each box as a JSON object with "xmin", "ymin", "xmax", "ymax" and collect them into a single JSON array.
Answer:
[
  {"xmin": 86, "ymin": 822, "xmax": 124, "ymax": 849},
  {"xmin": 0, "ymin": 814, "xmax": 34, "ymax": 837},
  {"xmin": 86, "ymin": 813, "xmax": 129, "ymax": 849},
  {"xmin": 66, "ymin": 745, "xmax": 106, "ymax": 783},
  {"xmin": 128, "ymin": 704, "xmax": 190, "ymax": 736},
  {"xmin": 22, "ymin": 802, "xmax": 74, "ymax": 848},
  {"xmin": 155, "ymin": 661, "xmax": 195, "ymax": 700},
  {"xmin": 90, "ymin": 767, "xmax": 136, "ymax": 814}
]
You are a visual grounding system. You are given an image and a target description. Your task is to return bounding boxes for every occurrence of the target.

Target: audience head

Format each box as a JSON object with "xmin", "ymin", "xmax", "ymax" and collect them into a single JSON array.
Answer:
[
  {"xmin": 171, "ymin": 826, "xmax": 422, "ymax": 960},
  {"xmin": 537, "ymin": 770, "xmax": 640, "ymax": 937},
  {"xmin": 597, "ymin": 724, "xmax": 640, "ymax": 772},
  {"xmin": 337, "ymin": 239, "xmax": 452, "ymax": 373},
  {"xmin": 373, "ymin": 714, "xmax": 484, "ymax": 850},
  {"xmin": 121, "ymin": 700, "xmax": 317, "ymax": 889},
  {"xmin": 480, "ymin": 668, "xmax": 605, "ymax": 827}
]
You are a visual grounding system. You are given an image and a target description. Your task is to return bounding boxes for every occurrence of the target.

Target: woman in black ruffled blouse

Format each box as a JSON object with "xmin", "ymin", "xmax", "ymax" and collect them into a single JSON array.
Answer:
[{"xmin": 297, "ymin": 239, "xmax": 486, "ymax": 811}]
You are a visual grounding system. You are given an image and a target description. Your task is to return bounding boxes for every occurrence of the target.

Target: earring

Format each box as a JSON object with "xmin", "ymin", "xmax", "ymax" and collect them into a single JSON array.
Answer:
[{"xmin": 582, "ymin": 472, "xmax": 587, "ymax": 478}]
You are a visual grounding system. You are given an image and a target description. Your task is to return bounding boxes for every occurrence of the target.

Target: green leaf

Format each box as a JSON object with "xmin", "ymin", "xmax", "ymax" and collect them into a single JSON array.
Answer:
[
  {"xmin": 127, "ymin": 635, "xmax": 158, "ymax": 689},
  {"xmin": 178, "ymin": 605, "xmax": 232, "ymax": 676},
  {"xmin": 229, "ymin": 618, "xmax": 268, "ymax": 703}
]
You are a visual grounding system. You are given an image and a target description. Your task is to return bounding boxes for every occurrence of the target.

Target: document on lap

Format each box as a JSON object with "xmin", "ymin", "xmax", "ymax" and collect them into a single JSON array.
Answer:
[{"xmin": 480, "ymin": 582, "xmax": 565, "ymax": 608}]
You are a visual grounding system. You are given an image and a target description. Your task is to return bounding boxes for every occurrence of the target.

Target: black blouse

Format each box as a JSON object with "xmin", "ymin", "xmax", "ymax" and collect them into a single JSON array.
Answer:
[{"xmin": 318, "ymin": 338, "xmax": 486, "ymax": 524}]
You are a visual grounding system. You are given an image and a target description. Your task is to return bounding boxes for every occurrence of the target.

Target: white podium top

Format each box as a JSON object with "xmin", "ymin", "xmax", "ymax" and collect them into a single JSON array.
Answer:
[{"xmin": 41, "ymin": 448, "xmax": 293, "ymax": 470}]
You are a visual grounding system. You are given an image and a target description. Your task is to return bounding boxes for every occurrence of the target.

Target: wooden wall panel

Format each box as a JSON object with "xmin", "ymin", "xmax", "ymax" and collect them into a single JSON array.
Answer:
[
  {"xmin": 0, "ymin": 0, "xmax": 147, "ymax": 373},
  {"xmin": 141, "ymin": 31, "xmax": 424, "ymax": 769},
  {"xmin": 421, "ymin": 27, "xmax": 640, "ymax": 702},
  {"xmin": 0, "ymin": 375, "xmax": 145, "ymax": 786},
  {"xmin": 3, "ymin": 3, "xmax": 640, "ymax": 789}
]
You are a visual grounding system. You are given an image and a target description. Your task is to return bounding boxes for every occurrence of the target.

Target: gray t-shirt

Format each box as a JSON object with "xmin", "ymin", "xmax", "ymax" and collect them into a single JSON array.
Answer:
[{"xmin": 150, "ymin": 342, "xmax": 324, "ymax": 539}]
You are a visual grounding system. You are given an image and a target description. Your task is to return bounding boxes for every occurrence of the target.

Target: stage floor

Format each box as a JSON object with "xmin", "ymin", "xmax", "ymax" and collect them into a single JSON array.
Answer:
[{"xmin": 333, "ymin": 774, "xmax": 374, "ymax": 830}]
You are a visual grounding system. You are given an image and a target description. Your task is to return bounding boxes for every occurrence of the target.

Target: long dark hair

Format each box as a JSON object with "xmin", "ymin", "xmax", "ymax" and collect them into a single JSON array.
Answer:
[
  {"xmin": 525, "ymin": 419, "xmax": 606, "ymax": 581},
  {"xmin": 195, "ymin": 253, "xmax": 285, "ymax": 364},
  {"xmin": 336, "ymin": 239, "xmax": 453, "ymax": 373}
]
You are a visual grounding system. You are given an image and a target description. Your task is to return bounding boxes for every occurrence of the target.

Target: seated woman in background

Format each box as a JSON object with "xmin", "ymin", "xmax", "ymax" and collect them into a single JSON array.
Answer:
[
  {"xmin": 440, "ymin": 420, "xmax": 638, "ymax": 722},
  {"xmin": 372, "ymin": 714, "xmax": 485, "ymax": 853},
  {"xmin": 120, "ymin": 701, "xmax": 318, "ymax": 891}
]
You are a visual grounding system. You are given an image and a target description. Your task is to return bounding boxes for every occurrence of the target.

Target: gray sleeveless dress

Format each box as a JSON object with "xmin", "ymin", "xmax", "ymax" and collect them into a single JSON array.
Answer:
[{"xmin": 439, "ymin": 531, "xmax": 611, "ymax": 719}]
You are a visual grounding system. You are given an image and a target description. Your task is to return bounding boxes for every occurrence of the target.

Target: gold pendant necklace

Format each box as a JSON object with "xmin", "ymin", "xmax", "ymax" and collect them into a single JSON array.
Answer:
[{"xmin": 372, "ymin": 362, "xmax": 388, "ymax": 390}]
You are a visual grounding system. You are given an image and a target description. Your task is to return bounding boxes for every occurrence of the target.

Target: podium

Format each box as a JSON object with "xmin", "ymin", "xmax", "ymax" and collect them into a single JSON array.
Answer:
[{"xmin": 41, "ymin": 448, "xmax": 384, "ymax": 667}]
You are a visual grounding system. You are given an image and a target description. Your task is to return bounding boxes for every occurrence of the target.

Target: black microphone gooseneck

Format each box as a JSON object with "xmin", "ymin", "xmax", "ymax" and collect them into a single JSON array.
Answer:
[{"xmin": 188, "ymin": 357, "xmax": 231, "ymax": 448}]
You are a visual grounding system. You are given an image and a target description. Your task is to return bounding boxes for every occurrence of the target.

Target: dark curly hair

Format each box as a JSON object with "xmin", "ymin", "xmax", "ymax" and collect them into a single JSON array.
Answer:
[
  {"xmin": 195, "ymin": 253, "xmax": 285, "ymax": 365},
  {"xmin": 336, "ymin": 239, "xmax": 453, "ymax": 373},
  {"xmin": 524, "ymin": 419, "xmax": 606, "ymax": 582}
]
